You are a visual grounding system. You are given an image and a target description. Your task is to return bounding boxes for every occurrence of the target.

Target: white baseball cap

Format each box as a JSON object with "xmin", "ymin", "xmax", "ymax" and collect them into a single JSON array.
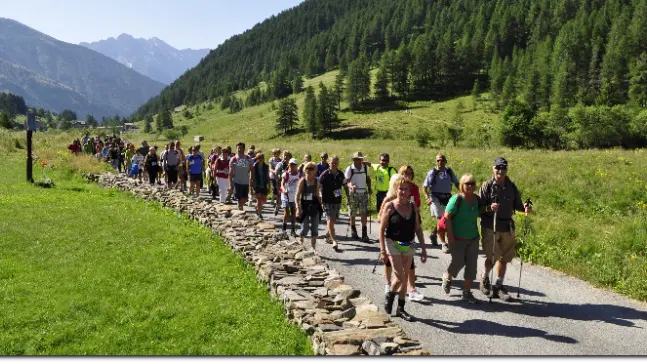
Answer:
[{"xmin": 289, "ymin": 158, "xmax": 298, "ymax": 165}]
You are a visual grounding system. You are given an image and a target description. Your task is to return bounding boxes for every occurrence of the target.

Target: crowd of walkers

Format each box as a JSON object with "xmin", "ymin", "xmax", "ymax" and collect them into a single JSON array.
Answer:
[{"xmin": 68, "ymin": 136, "xmax": 534, "ymax": 321}]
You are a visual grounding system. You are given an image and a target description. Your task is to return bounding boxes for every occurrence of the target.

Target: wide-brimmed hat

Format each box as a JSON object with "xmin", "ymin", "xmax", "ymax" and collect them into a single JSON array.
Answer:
[{"xmin": 352, "ymin": 151, "xmax": 364, "ymax": 159}]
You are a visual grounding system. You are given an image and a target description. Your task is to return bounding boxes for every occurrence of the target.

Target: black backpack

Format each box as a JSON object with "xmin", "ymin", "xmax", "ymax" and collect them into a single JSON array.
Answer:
[{"xmin": 430, "ymin": 167, "xmax": 455, "ymax": 186}]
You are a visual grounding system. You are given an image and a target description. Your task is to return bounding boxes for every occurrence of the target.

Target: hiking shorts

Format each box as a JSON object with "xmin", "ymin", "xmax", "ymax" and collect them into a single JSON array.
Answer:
[
  {"xmin": 324, "ymin": 203, "xmax": 341, "ymax": 221},
  {"xmin": 385, "ymin": 257, "xmax": 416, "ymax": 269},
  {"xmin": 376, "ymin": 191, "xmax": 388, "ymax": 212},
  {"xmin": 481, "ymin": 228, "xmax": 516, "ymax": 264},
  {"xmin": 234, "ymin": 183, "xmax": 249, "ymax": 200},
  {"xmin": 166, "ymin": 166, "xmax": 178, "ymax": 184},
  {"xmin": 430, "ymin": 195, "xmax": 446, "ymax": 218},
  {"xmin": 190, "ymin": 173, "xmax": 202, "ymax": 182},
  {"xmin": 448, "ymin": 236, "xmax": 480, "ymax": 281},
  {"xmin": 282, "ymin": 200, "xmax": 296, "ymax": 211},
  {"xmin": 349, "ymin": 192, "xmax": 368, "ymax": 217},
  {"xmin": 385, "ymin": 238, "xmax": 415, "ymax": 257},
  {"xmin": 271, "ymin": 179, "xmax": 279, "ymax": 196},
  {"xmin": 255, "ymin": 187, "xmax": 268, "ymax": 196}
]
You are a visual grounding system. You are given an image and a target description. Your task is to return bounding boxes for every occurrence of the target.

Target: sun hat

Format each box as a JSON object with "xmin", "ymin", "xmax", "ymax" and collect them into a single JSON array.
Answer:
[{"xmin": 352, "ymin": 151, "xmax": 364, "ymax": 159}]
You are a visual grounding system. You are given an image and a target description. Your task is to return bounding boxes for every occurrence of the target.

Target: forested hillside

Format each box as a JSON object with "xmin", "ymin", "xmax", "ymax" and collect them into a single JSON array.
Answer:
[{"xmin": 135, "ymin": 0, "xmax": 647, "ymax": 149}]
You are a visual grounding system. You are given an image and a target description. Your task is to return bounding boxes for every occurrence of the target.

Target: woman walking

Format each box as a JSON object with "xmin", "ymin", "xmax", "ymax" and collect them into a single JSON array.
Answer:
[
  {"xmin": 296, "ymin": 162, "xmax": 323, "ymax": 253},
  {"xmin": 379, "ymin": 175, "xmax": 427, "ymax": 321},
  {"xmin": 143, "ymin": 147, "xmax": 159, "ymax": 185},
  {"xmin": 440, "ymin": 174, "xmax": 481, "ymax": 304},
  {"xmin": 214, "ymin": 146, "xmax": 231, "ymax": 203}
]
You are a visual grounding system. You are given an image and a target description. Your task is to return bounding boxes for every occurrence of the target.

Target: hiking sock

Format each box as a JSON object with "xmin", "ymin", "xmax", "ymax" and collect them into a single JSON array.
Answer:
[
  {"xmin": 282, "ymin": 222, "xmax": 287, "ymax": 231},
  {"xmin": 384, "ymin": 291, "xmax": 396, "ymax": 314},
  {"xmin": 495, "ymin": 277, "xmax": 504, "ymax": 287}
]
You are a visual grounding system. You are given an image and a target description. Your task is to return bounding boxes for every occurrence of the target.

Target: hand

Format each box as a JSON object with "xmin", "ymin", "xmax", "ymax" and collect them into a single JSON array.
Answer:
[
  {"xmin": 420, "ymin": 249, "xmax": 428, "ymax": 263},
  {"xmin": 425, "ymin": 197, "xmax": 431, "ymax": 205},
  {"xmin": 380, "ymin": 250, "xmax": 388, "ymax": 263},
  {"xmin": 491, "ymin": 203, "xmax": 499, "ymax": 212},
  {"xmin": 350, "ymin": 185, "xmax": 356, "ymax": 193},
  {"xmin": 296, "ymin": 208, "xmax": 301, "ymax": 217},
  {"xmin": 524, "ymin": 204, "xmax": 532, "ymax": 214}
]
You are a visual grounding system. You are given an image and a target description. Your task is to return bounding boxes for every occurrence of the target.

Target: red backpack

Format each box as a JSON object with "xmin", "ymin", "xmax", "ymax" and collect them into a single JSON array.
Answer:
[{"xmin": 436, "ymin": 194, "xmax": 463, "ymax": 234}]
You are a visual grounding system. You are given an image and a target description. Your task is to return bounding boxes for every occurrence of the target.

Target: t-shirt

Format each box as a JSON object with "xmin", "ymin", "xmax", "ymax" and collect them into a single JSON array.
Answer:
[
  {"xmin": 164, "ymin": 150, "xmax": 180, "ymax": 166},
  {"xmin": 187, "ymin": 154, "xmax": 203, "ymax": 175},
  {"xmin": 214, "ymin": 157, "xmax": 230, "ymax": 179},
  {"xmin": 125, "ymin": 149, "xmax": 135, "ymax": 163},
  {"xmin": 282, "ymin": 170, "xmax": 302, "ymax": 203},
  {"xmin": 275, "ymin": 161, "xmax": 287, "ymax": 186},
  {"xmin": 423, "ymin": 167, "xmax": 459, "ymax": 194},
  {"xmin": 132, "ymin": 154, "xmax": 144, "ymax": 165},
  {"xmin": 269, "ymin": 157, "xmax": 282, "ymax": 180},
  {"xmin": 445, "ymin": 194, "xmax": 480, "ymax": 240},
  {"xmin": 253, "ymin": 162, "xmax": 269, "ymax": 189},
  {"xmin": 344, "ymin": 164, "xmax": 368, "ymax": 192},
  {"xmin": 371, "ymin": 165, "xmax": 397, "ymax": 192},
  {"xmin": 316, "ymin": 162, "xmax": 329, "ymax": 178},
  {"xmin": 409, "ymin": 182, "xmax": 421, "ymax": 208},
  {"xmin": 319, "ymin": 169, "xmax": 345, "ymax": 204},
  {"xmin": 230, "ymin": 154, "xmax": 252, "ymax": 185}
]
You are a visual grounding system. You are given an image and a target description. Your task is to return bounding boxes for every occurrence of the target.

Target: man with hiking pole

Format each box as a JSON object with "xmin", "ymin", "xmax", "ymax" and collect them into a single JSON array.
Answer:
[
  {"xmin": 478, "ymin": 157, "xmax": 533, "ymax": 302},
  {"xmin": 423, "ymin": 154, "xmax": 460, "ymax": 254}
]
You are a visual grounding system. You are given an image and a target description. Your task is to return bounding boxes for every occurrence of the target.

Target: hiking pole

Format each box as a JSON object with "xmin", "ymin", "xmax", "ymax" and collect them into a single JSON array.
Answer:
[
  {"xmin": 517, "ymin": 198, "xmax": 533, "ymax": 299},
  {"xmin": 371, "ymin": 251, "xmax": 381, "ymax": 273},
  {"xmin": 489, "ymin": 196, "xmax": 499, "ymax": 303}
]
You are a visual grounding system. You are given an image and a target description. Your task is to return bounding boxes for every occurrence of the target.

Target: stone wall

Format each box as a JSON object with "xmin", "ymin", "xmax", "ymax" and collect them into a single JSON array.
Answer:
[{"xmin": 86, "ymin": 172, "xmax": 430, "ymax": 356}]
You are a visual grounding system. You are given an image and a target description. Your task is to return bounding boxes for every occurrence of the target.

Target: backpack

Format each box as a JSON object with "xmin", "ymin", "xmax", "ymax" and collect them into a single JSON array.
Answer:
[
  {"xmin": 430, "ymin": 167, "xmax": 454, "ymax": 186},
  {"xmin": 344, "ymin": 164, "xmax": 370, "ymax": 197},
  {"xmin": 436, "ymin": 194, "xmax": 464, "ymax": 235}
]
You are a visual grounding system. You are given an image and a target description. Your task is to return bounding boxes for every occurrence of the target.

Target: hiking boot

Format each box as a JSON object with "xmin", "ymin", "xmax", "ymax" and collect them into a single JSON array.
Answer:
[
  {"xmin": 332, "ymin": 242, "xmax": 340, "ymax": 252},
  {"xmin": 462, "ymin": 290, "xmax": 479, "ymax": 304},
  {"xmin": 430, "ymin": 233, "xmax": 439, "ymax": 246},
  {"xmin": 361, "ymin": 227, "xmax": 369, "ymax": 243},
  {"xmin": 291, "ymin": 229, "xmax": 298, "ymax": 238},
  {"xmin": 325, "ymin": 233, "xmax": 333, "ymax": 244},
  {"xmin": 493, "ymin": 283, "xmax": 511, "ymax": 302},
  {"xmin": 479, "ymin": 273, "xmax": 491, "ymax": 296},
  {"xmin": 395, "ymin": 299, "xmax": 414, "ymax": 321},
  {"xmin": 441, "ymin": 274, "xmax": 451, "ymax": 295},
  {"xmin": 274, "ymin": 206, "xmax": 279, "ymax": 216},
  {"xmin": 351, "ymin": 226, "xmax": 359, "ymax": 240},
  {"xmin": 441, "ymin": 243, "xmax": 451, "ymax": 254},
  {"xmin": 384, "ymin": 291, "xmax": 396, "ymax": 315}
]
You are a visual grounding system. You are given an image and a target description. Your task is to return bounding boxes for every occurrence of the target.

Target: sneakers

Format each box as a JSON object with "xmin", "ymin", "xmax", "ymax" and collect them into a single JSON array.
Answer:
[
  {"xmin": 441, "ymin": 243, "xmax": 451, "ymax": 254},
  {"xmin": 493, "ymin": 283, "xmax": 511, "ymax": 302},
  {"xmin": 441, "ymin": 274, "xmax": 451, "ymax": 295},
  {"xmin": 291, "ymin": 229, "xmax": 298, "ymax": 238},
  {"xmin": 332, "ymin": 242, "xmax": 340, "ymax": 252},
  {"xmin": 462, "ymin": 290, "xmax": 479, "ymax": 304},
  {"xmin": 384, "ymin": 283, "xmax": 391, "ymax": 295},
  {"xmin": 325, "ymin": 233, "xmax": 333, "ymax": 244},
  {"xmin": 479, "ymin": 273, "xmax": 491, "ymax": 296},
  {"xmin": 408, "ymin": 289, "xmax": 425, "ymax": 302}
]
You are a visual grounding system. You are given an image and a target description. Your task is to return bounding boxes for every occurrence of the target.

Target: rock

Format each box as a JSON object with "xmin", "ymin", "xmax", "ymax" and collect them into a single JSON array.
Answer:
[
  {"xmin": 275, "ymin": 276, "xmax": 305, "ymax": 286},
  {"xmin": 394, "ymin": 336, "xmax": 420, "ymax": 347},
  {"xmin": 318, "ymin": 324, "xmax": 343, "ymax": 332},
  {"xmin": 327, "ymin": 344, "xmax": 362, "ymax": 356},
  {"xmin": 333, "ymin": 289, "xmax": 360, "ymax": 304},
  {"xmin": 295, "ymin": 251, "xmax": 314, "ymax": 260},
  {"xmin": 282, "ymin": 290, "xmax": 307, "ymax": 302},
  {"xmin": 394, "ymin": 349, "xmax": 430, "ymax": 356},
  {"xmin": 380, "ymin": 342, "xmax": 399, "ymax": 355},
  {"xmin": 333, "ymin": 317, "xmax": 350, "ymax": 326},
  {"xmin": 301, "ymin": 257, "xmax": 318, "ymax": 267},
  {"xmin": 313, "ymin": 287, "xmax": 329, "ymax": 297},
  {"xmin": 331, "ymin": 284, "xmax": 354, "ymax": 294},
  {"xmin": 362, "ymin": 340, "xmax": 381, "ymax": 356},
  {"xmin": 342, "ymin": 320, "xmax": 361, "ymax": 329},
  {"xmin": 362, "ymin": 319, "xmax": 387, "ymax": 329},
  {"xmin": 355, "ymin": 304, "xmax": 379, "ymax": 314},
  {"xmin": 352, "ymin": 310, "xmax": 390, "ymax": 324},
  {"xmin": 329, "ymin": 307, "xmax": 356, "ymax": 321},
  {"xmin": 349, "ymin": 297, "xmax": 372, "ymax": 307},
  {"xmin": 301, "ymin": 323, "xmax": 315, "ymax": 335}
]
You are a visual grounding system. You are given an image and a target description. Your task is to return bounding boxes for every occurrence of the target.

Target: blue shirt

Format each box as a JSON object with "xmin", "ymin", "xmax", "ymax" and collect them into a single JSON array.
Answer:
[
  {"xmin": 187, "ymin": 155, "xmax": 203, "ymax": 175},
  {"xmin": 316, "ymin": 162, "xmax": 329, "ymax": 178}
]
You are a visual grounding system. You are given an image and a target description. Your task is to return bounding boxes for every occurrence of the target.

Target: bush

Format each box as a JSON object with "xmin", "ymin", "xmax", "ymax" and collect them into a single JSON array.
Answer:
[
  {"xmin": 415, "ymin": 127, "xmax": 431, "ymax": 148},
  {"xmin": 164, "ymin": 129, "xmax": 182, "ymax": 141},
  {"xmin": 498, "ymin": 100, "xmax": 535, "ymax": 148}
]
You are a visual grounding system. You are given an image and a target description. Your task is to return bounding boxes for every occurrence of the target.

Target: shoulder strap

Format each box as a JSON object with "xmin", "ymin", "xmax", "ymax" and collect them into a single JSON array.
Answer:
[{"xmin": 431, "ymin": 167, "xmax": 439, "ymax": 185}]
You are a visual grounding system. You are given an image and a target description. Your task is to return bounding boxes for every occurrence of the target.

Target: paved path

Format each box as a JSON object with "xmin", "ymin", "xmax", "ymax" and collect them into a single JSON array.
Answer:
[{"xmin": 186, "ymin": 186, "xmax": 647, "ymax": 355}]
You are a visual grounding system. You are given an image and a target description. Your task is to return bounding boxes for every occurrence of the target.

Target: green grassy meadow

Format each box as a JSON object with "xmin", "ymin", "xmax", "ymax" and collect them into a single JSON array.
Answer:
[{"xmin": 0, "ymin": 154, "xmax": 311, "ymax": 355}]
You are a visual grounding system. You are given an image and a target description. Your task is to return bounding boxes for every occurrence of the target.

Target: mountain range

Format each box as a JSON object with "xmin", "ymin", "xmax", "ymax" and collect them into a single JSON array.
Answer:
[
  {"xmin": 80, "ymin": 34, "xmax": 210, "ymax": 85},
  {"xmin": 0, "ymin": 18, "xmax": 165, "ymax": 119}
]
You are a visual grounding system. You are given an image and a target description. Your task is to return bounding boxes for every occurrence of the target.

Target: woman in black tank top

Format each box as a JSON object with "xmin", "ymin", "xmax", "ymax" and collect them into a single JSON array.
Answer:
[
  {"xmin": 296, "ymin": 162, "xmax": 323, "ymax": 253},
  {"xmin": 379, "ymin": 175, "xmax": 427, "ymax": 322}
]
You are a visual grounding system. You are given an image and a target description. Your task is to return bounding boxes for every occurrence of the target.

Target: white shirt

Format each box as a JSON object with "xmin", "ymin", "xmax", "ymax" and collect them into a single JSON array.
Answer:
[{"xmin": 345, "ymin": 164, "xmax": 368, "ymax": 191}]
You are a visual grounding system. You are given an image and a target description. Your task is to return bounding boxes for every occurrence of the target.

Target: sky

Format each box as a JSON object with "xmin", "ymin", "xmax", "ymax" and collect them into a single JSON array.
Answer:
[{"xmin": 0, "ymin": 0, "xmax": 304, "ymax": 50}]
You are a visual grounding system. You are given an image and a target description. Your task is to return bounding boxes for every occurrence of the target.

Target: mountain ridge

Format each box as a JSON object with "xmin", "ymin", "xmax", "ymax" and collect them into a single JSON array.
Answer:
[{"xmin": 79, "ymin": 34, "xmax": 210, "ymax": 85}]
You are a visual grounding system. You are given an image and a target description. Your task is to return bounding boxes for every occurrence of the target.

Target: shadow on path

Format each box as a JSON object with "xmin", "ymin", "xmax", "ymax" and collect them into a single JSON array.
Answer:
[{"xmin": 416, "ymin": 318, "xmax": 578, "ymax": 344}]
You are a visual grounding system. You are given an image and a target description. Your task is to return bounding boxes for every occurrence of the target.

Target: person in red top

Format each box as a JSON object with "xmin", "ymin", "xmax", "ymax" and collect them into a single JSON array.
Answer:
[
  {"xmin": 378, "ymin": 165, "xmax": 426, "ymax": 302},
  {"xmin": 68, "ymin": 139, "xmax": 81, "ymax": 154},
  {"xmin": 214, "ymin": 146, "xmax": 231, "ymax": 203}
]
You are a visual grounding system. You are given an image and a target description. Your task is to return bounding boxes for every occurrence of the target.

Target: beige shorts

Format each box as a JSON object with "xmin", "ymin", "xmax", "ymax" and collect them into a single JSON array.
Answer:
[
  {"xmin": 385, "ymin": 238, "xmax": 415, "ymax": 257},
  {"xmin": 481, "ymin": 228, "xmax": 516, "ymax": 264}
]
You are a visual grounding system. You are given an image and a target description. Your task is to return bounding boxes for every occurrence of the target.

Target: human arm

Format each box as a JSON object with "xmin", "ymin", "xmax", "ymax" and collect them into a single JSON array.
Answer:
[
  {"xmin": 228, "ymin": 158, "xmax": 235, "ymax": 189},
  {"xmin": 344, "ymin": 167, "xmax": 355, "ymax": 192},
  {"xmin": 379, "ymin": 203, "xmax": 393, "ymax": 263},
  {"xmin": 295, "ymin": 178, "xmax": 304, "ymax": 216},
  {"xmin": 249, "ymin": 164, "xmax": 256, "ymax": 194},
  {"xmin": 378, "ymin": 194, "xmax": 396, "ymax": 220},
  {"xmin": 422, "ymin": 170, "xmax": 433, "ymax": 205}
]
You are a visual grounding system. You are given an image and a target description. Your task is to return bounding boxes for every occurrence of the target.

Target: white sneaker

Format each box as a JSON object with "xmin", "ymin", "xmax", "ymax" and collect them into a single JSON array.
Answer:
[
  {"xmin": 408, "ymin": 289, "xmax": 425, "ymax": 302},
  {"xmin": 384, "ymin": 283, "xmax": 391, "ymax": 294}
]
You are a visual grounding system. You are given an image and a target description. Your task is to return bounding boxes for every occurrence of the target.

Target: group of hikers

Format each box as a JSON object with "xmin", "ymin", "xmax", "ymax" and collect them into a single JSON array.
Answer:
[{"xmin": 68, "ymin": 135, "xmax": 534, "ymax": 322}]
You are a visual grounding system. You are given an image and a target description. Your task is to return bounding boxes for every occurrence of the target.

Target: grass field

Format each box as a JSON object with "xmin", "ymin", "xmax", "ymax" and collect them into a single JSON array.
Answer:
[{"xmin": 0, "ymin": 154, "xmax": 311, "ymax": 355}]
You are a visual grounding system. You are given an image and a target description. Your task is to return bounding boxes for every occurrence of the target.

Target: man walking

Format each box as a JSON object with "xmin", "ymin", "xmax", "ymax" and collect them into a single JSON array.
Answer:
[
  {"xmin": 477, "ymin": 157, "xmax": 532, "ymax": 301},
  {"xmin": 423, "ymin": 153, "xmax": 459, "ymax": 253},
  {"xmin": 163, "ymin": 143, "xmax": 181, "ymax": 190},
  {"xmin": 366, "ymin": 153, "xmax": 398, "ymax": 212},
  {"xmin": 318, "ymin": 155, "xmax": 345, "ymax": 251},
  {"xmin": 229, "ymin": 142, "xmax": 253, "ymax": 210},
  {"xmin": 344, "ymin": 152, "xmax": 371, "ymax": 243}
]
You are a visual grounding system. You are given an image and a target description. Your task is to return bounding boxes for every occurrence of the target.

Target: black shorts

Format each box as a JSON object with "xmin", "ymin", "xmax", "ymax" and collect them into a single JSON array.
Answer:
[
  {"xmin": 385, "ymin": 258, "xmax": 416, "ymax": 269},
  {"xmin": 166, "ymin": 166, "xmax": 178, "ymax": 183},
  {"xmin": 234, "ymin": 183, "xmax": 249, "ymax": 199},
  {"xmin": 190, "ymin": 173, "xmax": 202, "ymax": 182},
  {"xmin": 255, "ymin": 187, "xmax": 268, "ymax": 196}
]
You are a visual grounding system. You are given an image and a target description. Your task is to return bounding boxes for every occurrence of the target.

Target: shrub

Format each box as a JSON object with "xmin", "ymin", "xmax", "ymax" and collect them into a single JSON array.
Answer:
[{"xmin": 415, "ymin": 127, "xmax": 431, "ymax": 148}]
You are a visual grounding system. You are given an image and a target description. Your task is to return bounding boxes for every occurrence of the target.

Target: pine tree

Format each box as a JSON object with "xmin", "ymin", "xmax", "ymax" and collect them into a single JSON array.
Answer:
[
  {"xmin": 162, "ymin": 110, "xmax": 174, "ymax": 129},
  {"xmin": 346, "ymin": 55, "xmax": 371, "ymax": 110},
  {"xmin": 629, "ymin": 52, "xmax": 647, "ymax": 108},
  {"xmin": 156, "ymin": 113, "xmax": 164, "ymax": 133},
  {"xmin": 374, "ymin": 66, "xmax": 390, "ymax": 101},
  {"xmin": 275, "ymin": 98, "xmax": 299, "ymax": 135},
  {"xmin": 293, "ymin": 73, "xmax": 304, "ymax": 94},
  {"xmin": 303, "ymin": 86, "xmax": 318, "ymax": 137},
  {"xmin": 501, "ymin": 75, "xmax": 515, "ymax": 108},
  {"xmin": 334, "ymin": 73, "xmax": 345, "ymax": 111},
  {"xmin": 392, "ymin": 41, "xmax": 411, "ymax": 100},
  {"xmin": 0, "ymin": 110, "xmax": 13, "ymax": 129},
  {"xmin": 316, "ymin": 82, "xmax": 339, "ymax": 136},
  {"xmin": 144, "ymin": 115, "xmax": 152, "ymax": 133}
]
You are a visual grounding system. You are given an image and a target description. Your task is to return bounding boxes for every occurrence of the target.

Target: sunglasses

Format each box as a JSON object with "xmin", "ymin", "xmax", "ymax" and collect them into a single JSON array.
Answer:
[
  {"xmin": 305, "ymin": 168, "xmax": 315, "ymax": 171},
  {"xmin": 437, "ymin": 159, "xmax": 446, "ymax": 162},
  {"xmin": 495, "ymin": 166, "xmax": 507, "ymax": 170},
  {"xmin": 465, "ymin": 182, "xmax": 476, "ymax": 186}
]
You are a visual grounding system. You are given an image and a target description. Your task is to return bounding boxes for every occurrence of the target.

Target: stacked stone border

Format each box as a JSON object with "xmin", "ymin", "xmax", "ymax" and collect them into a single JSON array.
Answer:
[{"xmin": 86, "ymin": 172, "xmax": 430, "ymax": 356}]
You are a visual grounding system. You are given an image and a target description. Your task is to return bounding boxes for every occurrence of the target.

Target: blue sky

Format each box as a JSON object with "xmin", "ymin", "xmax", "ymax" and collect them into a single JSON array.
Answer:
[{"xmin": 1, "ymin": 0, "xmax": 304, "ymax": 50}]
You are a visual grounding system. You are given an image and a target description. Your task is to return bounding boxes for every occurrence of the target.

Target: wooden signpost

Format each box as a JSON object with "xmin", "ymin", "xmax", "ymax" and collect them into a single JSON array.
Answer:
[{"xmin": 25, "ymin": 111, "xmax": 36, "ymax": 183}]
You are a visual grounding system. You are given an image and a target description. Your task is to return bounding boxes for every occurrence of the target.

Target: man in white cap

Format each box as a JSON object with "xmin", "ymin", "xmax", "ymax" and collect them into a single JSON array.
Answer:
[{"xmin": 344, "ymin": 151, "xmax": 371, "ymax": 242}]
